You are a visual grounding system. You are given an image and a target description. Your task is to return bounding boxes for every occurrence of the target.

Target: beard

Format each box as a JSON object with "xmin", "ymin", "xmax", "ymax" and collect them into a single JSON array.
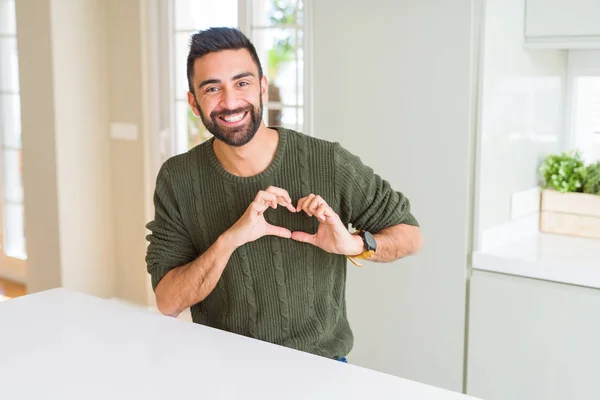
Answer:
[{"xmin": 196, "ymin": 96, "xmax": 263, "ymax": 148}]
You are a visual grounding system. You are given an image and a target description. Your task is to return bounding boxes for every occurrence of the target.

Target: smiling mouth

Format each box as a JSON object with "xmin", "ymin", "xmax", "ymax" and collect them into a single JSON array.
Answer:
[{"xmin": 218, "ymin": 111, "xmax": 248, "ymax": 124}]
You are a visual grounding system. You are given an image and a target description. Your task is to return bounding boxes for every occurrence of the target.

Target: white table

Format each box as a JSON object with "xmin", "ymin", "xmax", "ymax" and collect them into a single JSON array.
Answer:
[{"xmin": 0, "ymin": 288, "xmax": 481, "ymax": 399}]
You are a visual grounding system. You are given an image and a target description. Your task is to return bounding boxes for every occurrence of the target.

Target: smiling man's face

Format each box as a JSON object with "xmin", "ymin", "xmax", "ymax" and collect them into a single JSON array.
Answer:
[{"xmin": 188, "ymin": 49, "xmax": 268, "ymax": 147}]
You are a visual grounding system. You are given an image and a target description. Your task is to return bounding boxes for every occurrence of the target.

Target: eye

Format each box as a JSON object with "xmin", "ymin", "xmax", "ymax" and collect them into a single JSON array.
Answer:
[
  {"xmin": 238, "ymin": 81, "xmax": 249, "ymax": 87},
  {"xmin": 205, "ymin": 86, "xmax": 219, "ymax": 93}
]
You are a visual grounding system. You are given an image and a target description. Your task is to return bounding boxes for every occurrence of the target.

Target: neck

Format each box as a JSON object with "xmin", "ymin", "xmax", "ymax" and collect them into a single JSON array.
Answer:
[{"xmin": 212, "ymin": 124, "xmax": 279, "ymax": 177}]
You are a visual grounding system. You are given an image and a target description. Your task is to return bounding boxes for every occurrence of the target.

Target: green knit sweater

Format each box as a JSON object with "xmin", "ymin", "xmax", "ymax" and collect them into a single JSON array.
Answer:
[{"xmin": 145, "ymin": 127, "xmax": 419, "ymax": 359}]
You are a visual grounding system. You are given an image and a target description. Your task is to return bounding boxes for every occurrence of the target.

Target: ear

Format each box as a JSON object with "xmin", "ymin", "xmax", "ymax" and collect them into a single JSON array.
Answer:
[
  {"xmin": 261, "ymin": 74, "xmax": 269, "ymax": 103},
  {"xmin": 187, "ymin": 91, "xmax": 200, "ymax": 117}
]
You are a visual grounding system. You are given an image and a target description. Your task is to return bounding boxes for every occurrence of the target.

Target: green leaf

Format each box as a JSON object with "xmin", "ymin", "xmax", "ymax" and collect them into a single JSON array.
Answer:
[
  {"xmin": 539, "ymin": 150, "xmax": 587, "ymax": 193},
  {"xmin": 583, "ymin": 161, "xmax": 600, "ymax": 195}
]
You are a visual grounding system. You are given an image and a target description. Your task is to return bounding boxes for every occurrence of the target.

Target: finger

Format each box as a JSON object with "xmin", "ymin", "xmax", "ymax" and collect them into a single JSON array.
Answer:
[
  {"xmin": 283, "ymin": 202, "xmax": 297, "ymax": 213},
  {"xmin": 315, "ymin": 203, "xmax": 328, "ymax": 222},
  {"xmin": 255, "ymin": 191, "xmax": 278, "ymax": 209},
  {"xmin": 266, "ymin": 223, "xmax": 292, "ymax": 239},
  {"xmin": 250, "ymin": 200, "xmax": 270, "ymax": 215},
  {"xmin": 301, "ymin": 194, "xmax": 316, "ymax": 216},
  {"xmin": 257, "ymin": 190, "xmax": 292, "ymax": 211},
  {"xmin": 296, "ymin": 196, "xmax": 308, "ymax": 212},
  {"xmin": 323, "ymin": 205, "xmax": 342, "ymax": 225},
  {"xmin": 276, "ymin": 196, "xmax": 297, "ymax": 213},
  {"xmin": 264, "ymin": 187, "xmax": 294, "ymax": 211},
  {"xmin": 322, "ymin": 204, "xmax": 342, "ymax": 225},
  {"xmin": 323, "ymin": 204, "xmax": 337, "ymax": 218},
  {"xmin": 265, "ymin": 186, "xmax": 292, "ymax": 204},
  {"xmin": 291, "ymin": 231, "xmax": 317, "ymax": 245},
  {"xmin": 307, "ymin": 195, "xmax": 325, "ymax": 214}
]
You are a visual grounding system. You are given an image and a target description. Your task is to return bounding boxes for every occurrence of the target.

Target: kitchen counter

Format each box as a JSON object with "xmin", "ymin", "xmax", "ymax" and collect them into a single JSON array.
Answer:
[
  {"xmin": 0, "ymin": 288, "xmax": 480, "ymax": 400},
  {"xmin": 473, "ymin": 232, "xmax": 600, "ymax": 289}
]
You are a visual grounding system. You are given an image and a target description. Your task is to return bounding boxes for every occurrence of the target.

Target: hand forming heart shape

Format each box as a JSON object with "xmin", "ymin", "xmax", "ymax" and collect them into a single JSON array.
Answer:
[{"xmin": 225, "ymin": 186, "xmax": 364, "ymax": 256}]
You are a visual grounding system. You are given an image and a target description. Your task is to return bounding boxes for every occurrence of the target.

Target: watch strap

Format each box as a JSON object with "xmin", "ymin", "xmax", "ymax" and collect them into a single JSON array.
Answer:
[{"xmin": 346, "ymin": 231, "xmax": 376, "ymax": 267}]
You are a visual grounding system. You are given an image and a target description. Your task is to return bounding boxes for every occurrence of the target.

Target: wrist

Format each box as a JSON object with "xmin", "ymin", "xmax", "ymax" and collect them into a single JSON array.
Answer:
[
  {"xmin": 348, "ymin": 234, "xmax": 365, "ymax": 256},
  {"xmin": 218, "ymin": 231, "xmax": 241, "ymax": 254}
]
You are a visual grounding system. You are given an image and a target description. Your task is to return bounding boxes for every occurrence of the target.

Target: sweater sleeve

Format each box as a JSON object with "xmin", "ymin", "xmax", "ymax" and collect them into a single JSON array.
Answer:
[
  {"xmin": 145, "ymin": 163, "xmax": 198, "ymax": 291},
  {"xmin": 334, "ymin": 142, "xmax": 419, "ymax": 233}
]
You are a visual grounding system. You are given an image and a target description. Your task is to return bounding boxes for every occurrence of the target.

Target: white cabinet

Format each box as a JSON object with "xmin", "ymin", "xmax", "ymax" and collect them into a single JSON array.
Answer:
[
  {"xmin": 467, "ymin": 270, "xmax": 600, "ymax": 400},
  {"xmin": 525, "ymin": 0, "xmax": 600, "ymax": 48}
]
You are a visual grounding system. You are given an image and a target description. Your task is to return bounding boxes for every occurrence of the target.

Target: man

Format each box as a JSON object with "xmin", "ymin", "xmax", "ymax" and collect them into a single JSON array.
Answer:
[{"xmin": 145, "ymin": 27, "xmax": 422, "ymax": 361}]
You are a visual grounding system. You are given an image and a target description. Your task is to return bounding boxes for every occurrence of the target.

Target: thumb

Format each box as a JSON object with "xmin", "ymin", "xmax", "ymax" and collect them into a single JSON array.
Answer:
[
  {"xmin": 266, "ymin": 223, "xmax": 292, "ymax": 239},
  {"xmin": 291, "ymin": 231, "xmax": 317, "ymax": 245}
]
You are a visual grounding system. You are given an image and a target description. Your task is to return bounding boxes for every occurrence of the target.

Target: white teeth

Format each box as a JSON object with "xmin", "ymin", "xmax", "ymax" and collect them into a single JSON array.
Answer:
[{"xmin": 222, "ymin": 112, "xmax": 245, "ymax": 122}]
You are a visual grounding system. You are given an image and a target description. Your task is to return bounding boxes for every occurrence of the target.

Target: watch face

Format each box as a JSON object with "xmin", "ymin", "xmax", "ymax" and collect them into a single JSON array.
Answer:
[{"xmin": 363, "ymin": 231, "xmax": 377, "ymax": 251}]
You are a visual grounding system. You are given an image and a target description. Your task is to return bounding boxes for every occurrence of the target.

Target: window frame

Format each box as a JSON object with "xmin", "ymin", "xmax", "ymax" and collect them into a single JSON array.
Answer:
[
  {"xmin": 565, "ymin": 50, "xmax": 600, "ymax": 162},
  {"xmin": 241, "ymin": 0, "xmax": 312, "ymax": 134},
  {"xmin": 0, "ymin": 0, "xmax": 27, "ymax": 283}
]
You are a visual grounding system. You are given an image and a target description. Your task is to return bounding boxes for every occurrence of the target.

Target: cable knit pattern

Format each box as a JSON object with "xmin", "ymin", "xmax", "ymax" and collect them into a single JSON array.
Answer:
[
  {"xmin": 297, "ymin": 134, "xmax": 324, "ymax": 340},
  {"xmin": 197, "ymin": 153, "xmax": 230, "ymax": 328},
  {"xmin": 270, "ymin": 236, "xmax": 291, "ymax": 346},
  {"xmin": 145, "ymin": 127, "xmax": 419, "ymax": 358},
  {"xmin": 265, "ymin": 191, "xmax": 291, "ymax": 346},
  {"xmin": 223, "ymin": 180, "xmax": 258, "ymax": 338}
]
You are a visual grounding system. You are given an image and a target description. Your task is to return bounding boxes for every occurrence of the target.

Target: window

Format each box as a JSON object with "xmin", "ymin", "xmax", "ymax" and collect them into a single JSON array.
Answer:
[
  {"xmin": 567, "ymin": 51, "xmax": 600, "ymax": 164},
  {"xmin": 169, "ymin": 0, "xmax": 310, "ymax": 155},
  {"xmin": 247, "ymin": 0, "xmax": 306, "ymax": 133},
  {"xmin": 171, "ymin": 0, "xmax": 239, "ymax": 154},
  {"xmin": 0, "ymin": 0, "xmax": 26, "ymax": 275}
]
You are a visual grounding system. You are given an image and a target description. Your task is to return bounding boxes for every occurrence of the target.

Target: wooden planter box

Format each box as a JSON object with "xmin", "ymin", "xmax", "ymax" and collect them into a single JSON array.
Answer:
[{"xmin": 540, "ymin": 189, "xmax": 600, "ymax": 240}]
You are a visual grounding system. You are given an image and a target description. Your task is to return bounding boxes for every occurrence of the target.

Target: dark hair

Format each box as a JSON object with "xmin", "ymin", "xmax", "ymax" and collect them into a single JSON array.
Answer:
[{"xmin": 187, "ymin": 27, "xmax": 263, "ymax": 94}]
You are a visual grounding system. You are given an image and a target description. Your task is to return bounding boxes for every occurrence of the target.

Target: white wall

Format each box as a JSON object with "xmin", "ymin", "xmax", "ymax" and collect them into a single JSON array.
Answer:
[
  {"xmin": 106, "ymin": 0, "xmax": 153, "ymax": 305},
  {"xmin": 16, "ymin": 0, "xmax": 62, "ymax": 292},
  {"xmin": 475, "ymin": 0, "xmax": 567, "ymax": 240},
  {"xmin": 16, "ymin": 0, "xmax": 151, "ymax": 303},
  {"xmin": 50, "ymin": 0, "xmax": 114, "ymax": 297},
  {"xmin": 17, "ymin": 0, "xmax": 114, "ymax": 297},
  {"xmin": 313, "ymin": 0, "xmax": 477, "ymax": 392}
]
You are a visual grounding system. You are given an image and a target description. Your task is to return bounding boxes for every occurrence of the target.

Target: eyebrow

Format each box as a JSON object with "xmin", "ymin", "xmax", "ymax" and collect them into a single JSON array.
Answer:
[{"xmin": 198, "ymin": 72, "xmax": 256, "ymax": 90}]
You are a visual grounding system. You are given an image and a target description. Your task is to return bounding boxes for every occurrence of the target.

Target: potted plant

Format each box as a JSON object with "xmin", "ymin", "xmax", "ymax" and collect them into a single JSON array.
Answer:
[
  {"xmin": 539, "ymin": 151, "xmax": 600, "ymax": 239},
  {"xmin": 584, "ymin": 161, "xmax": 600, "ymax": 196}
]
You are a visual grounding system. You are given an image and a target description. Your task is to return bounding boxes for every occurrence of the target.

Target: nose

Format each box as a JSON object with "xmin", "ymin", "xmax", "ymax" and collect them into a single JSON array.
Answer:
[{"xmin": 220, "ymin": 86, "xmax": 239, "ymax": 111}]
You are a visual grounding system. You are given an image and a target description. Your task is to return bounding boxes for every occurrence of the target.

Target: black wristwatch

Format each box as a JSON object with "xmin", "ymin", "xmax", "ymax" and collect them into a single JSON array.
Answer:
[{"xmin": 358, "ymin": 230, "xmax": 377, "ymax": 252}]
